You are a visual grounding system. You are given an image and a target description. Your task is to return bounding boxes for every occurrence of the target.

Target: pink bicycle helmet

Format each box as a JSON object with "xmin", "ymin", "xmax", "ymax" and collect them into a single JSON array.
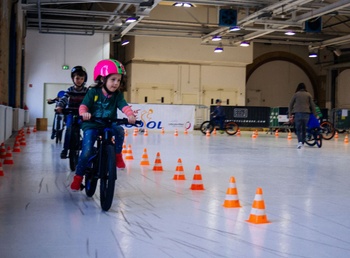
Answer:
[{"xmin": 93, "ymin": 59, "xmax": 126, "ymax": 81}]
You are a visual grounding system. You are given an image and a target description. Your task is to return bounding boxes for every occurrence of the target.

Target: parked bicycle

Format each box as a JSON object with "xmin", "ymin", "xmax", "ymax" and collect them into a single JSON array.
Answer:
[
  {"xmin": 82, "ymin": 117, "xmax": 141, "ymax": 211},
  {"xmin": 200, "ymin": 119, "xmax": 239, "ymax": 135},
  {"xmin": 53, "ymin": 112, "xmax": 64, "ymax": 144},
  {"xmin": 62, "ymin": 109, "xmax": 82, "ymax": 171}
]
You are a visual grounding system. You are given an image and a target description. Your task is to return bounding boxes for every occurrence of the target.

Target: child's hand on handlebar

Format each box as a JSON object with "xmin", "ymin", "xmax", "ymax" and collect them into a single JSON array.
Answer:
[
  {"xmin": 81, "ymin": 112, "xmax": 91, "ymax": 121},
  {"xmin": 127, "ymin": 115, "xmax": 136, "ymax": 125}
]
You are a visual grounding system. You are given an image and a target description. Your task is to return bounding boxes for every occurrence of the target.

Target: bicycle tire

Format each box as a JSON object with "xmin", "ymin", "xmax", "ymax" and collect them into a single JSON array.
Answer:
[
  {"xmin": 320, "ymin": 121, "xmax": 335, "ymax": 140},
  {"xmin": 304, "ymin": 131, "xmax": 316, "ymax": 146},
  {"xmin": 200, "ymin": 121, "xmax": 214, "ymax": 135},
  {"xmin": 69, "ymin": 128, "xmax": 80, "ymax": 171},
  {"xmin": 100, "ymin": 144, "xmax": 116, "ymax": 211},
  {"xmin": 316, "ymin": 132, "xmax": 322, "ymax": 148},
  {"xmin": 225, "ymin": 121, "xmax": 239, "ymax": 135},
  {"xmin": 84, "ymin": 169, "xmax": 98, "ymax": 197}
]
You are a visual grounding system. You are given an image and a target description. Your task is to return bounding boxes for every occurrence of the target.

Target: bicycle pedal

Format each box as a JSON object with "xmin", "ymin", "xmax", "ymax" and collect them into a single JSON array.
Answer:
[{"xmin": 80, "ymin": 184, "xmax": 85, "ymax": 190}]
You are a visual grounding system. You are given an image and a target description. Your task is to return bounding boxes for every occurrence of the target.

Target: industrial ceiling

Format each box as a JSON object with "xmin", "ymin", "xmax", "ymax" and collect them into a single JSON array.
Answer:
[{"xmin": 21, "ymin": 0, "xmax": 350, "ymax": 51}]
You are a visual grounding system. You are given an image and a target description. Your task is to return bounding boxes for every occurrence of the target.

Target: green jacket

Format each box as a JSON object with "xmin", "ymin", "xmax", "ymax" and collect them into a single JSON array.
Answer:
[{"xmin": 80, "ymin": 87, "xmax": 128, "ymax": 131}]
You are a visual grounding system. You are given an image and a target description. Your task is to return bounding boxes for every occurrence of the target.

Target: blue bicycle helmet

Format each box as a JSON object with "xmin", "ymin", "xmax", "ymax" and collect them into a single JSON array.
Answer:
[{"xmin": 57, "ymin": 90, "xmax": 65, "ymax": 98}]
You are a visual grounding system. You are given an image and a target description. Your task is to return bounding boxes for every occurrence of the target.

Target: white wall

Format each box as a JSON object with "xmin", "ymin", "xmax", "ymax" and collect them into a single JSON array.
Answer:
[
  {"xmin": 24, "ymin": 31, "xmax": 110, "ymax": 125},
  {"xmin": 337, "ymin": 69, "xmax": 350, "ymax": 108}
]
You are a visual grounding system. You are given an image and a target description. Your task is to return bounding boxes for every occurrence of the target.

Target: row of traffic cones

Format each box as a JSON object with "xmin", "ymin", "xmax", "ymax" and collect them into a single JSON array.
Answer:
[{"xmin": 126, "ymin": 128, "xmax": 189, "ymax": 137}]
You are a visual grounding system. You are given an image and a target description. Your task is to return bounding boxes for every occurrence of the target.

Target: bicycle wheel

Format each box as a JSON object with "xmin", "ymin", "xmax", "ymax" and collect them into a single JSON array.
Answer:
[
  {"xmin": 304, "ymin": 131, "xmax": 316, "ymax": 146},
  {"xmin": 315, "ymin": 131, "xmax": 322, "ymax": 148},
  {"xmin": 69, "ymin": 129, "xmax": 80, "ymax": 171},
  {"xmin": 320, "ymin": 121, "xmax": 335, "ymax": 140},
  {"xmin": 84, "ymin": 169, "xmax": 98, "ymax": 197},
  {"xmin": 100, "ymin": 145, "xmax": 116, "ymax": 211},
  {"xmin": 200, "ymin": 121, "xmax": 214, "ymax": 135},
  {"xmin": 225, "ymin": 121, "xmax": 239, "ymax": 135}
]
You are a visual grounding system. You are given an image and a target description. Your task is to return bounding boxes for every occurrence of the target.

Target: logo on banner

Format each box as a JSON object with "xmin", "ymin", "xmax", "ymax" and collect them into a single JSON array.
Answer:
[{"xmin": 131, "ymin": 107, "xmax": 163, "ymax": 129}]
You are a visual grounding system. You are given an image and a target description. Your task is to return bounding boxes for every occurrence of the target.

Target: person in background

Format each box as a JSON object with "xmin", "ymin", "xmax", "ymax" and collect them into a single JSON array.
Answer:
[
  {"xmin": 70, "ymin": 59, "xmax": 135, "ymax": 191},
  {"xmin": 56, "ymin": 66, "xmax": 89, "ymax": 158},
  {"xmin": 47, "ymin": 90, "xmax": 65, "ymax": 139},
  {"xmin": 211, "ymin": 99, "xmax": 226, "ymax": 132},
  {"xmin": 288, "ymin": 83, "xmax": 317, "ymax": 149}
]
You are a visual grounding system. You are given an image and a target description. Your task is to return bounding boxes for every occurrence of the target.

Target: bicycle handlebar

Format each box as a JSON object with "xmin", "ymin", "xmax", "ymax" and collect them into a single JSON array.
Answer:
[{"xmin": 88, "ymin": 117, "xmax": 142, "ymax": 127}]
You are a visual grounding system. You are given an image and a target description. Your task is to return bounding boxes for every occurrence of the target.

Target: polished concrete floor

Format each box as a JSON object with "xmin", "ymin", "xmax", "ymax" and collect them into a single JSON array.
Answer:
[{"xmin": 1, "ymin": 128, "xmax": 350, "ymax": 258}]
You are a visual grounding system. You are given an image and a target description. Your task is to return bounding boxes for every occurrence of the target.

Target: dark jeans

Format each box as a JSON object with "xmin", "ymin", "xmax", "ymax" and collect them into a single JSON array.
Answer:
[
  {"xmin": 75, "ymin": 124, "xmax": 124, "ymax": 176},
  {"xmin": 294, "ymin": 112, "xmax": 309, "ymax": 143}
]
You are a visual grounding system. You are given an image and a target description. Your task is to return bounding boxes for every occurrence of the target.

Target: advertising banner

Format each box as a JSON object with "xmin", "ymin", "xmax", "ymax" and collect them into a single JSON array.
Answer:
[{"xmin": 118, "ymin": 104, "xmax": 195, "ymax": 131}]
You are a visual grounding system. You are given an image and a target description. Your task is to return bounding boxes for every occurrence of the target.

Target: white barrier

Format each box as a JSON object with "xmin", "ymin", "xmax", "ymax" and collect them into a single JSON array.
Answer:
[
  {"xmin": 13, "ymin": 108, "xmax": 25, "ymax": 131},
  {"xmin": 5, "ymin": 106, "xmax": 13, "ymax": 141},
  {"xmin": 0, "ymin": 105, "xmax": 6, "ymax": 143},
  {"xmin": 118, "ymin": 104, "xmax": 195, "ymax": 131}
]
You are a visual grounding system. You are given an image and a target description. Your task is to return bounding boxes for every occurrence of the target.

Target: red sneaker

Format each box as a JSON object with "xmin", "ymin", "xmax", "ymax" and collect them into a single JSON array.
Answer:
[
  {"xmin": 70, "ymin": 175, "xmax": 83, "ymax": 191},
  {"xmin": 116, "ymin": 153, "xmax": 125, "ymax": 169}
]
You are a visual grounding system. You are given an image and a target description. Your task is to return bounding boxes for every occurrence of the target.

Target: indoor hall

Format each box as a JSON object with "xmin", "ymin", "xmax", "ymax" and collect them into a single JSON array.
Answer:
[{"xmin": 1, "ymin": 128, "xmax": 350, "ymax": 258}]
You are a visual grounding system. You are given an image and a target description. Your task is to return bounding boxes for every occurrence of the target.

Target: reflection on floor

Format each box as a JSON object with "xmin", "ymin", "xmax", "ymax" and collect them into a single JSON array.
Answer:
[{"xmin": 1, "ymin": 128, "xmax": 350, "ymax": 258}]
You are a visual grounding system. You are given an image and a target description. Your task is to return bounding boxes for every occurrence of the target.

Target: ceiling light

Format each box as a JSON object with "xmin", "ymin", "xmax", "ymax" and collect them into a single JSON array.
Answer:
[
  {"xmin": 229, "ymin": 26, "xmax": 241, "ymax": 32},
  {"xmin": 212, "ymin": 35, "xmax": 222, "ymax": 41},
  {"xmin": 121, "ymin": 40, "xmax": 129, "ymax": 46},
  {"xmin": 173, "ymin": 2, "xmax": 194, "ymax": 7},
  {"xmin": 240, "ymin": 41, "xmax": 250, "ymax": 47},
  {"xmin": 214, "ymin": 45, "xmax": 223, "ymax": 53},
  {"xmin": 125, "ymin": 16, "xmax": 138, "ymax": 23},
  {"xmin": 285, "ymin": 31, "xmax": 295, "ymax": 36}
]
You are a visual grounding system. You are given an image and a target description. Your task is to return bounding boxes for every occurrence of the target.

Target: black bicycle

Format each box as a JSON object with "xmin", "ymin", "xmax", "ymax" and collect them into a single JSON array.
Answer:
[
  {"xmin": 200, "ymin": 119, "xmax": 239, "ymax": 135},
  {"xmin": 62, "ymin": 109, "xmax": 82, "ymax": 171},
  {"xmin": 82, "ymin": 117, "xmax": 141, "ymax": 211},
  {"xmin": 305, "ymin": 127, "xmax": 322, "ymax": 148},
  {"xmin": 53, "ymin": 113, "xmax": 64, "ymax": 144}
]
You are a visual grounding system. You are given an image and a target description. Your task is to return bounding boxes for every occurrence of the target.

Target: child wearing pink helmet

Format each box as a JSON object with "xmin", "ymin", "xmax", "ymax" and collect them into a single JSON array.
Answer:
[{"xmin": 70, "ymin": 59, "xmax": 135, "ymax": 191}]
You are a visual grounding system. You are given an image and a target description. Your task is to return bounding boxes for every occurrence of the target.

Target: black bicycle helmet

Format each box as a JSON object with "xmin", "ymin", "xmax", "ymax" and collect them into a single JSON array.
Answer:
[
  {"xmin": 71, "ymin": 66, "xmax": 88, "ymax": 83},
  {"xmin": 216, "ymin": 99, "xmax": 222, "ymax": 104}
]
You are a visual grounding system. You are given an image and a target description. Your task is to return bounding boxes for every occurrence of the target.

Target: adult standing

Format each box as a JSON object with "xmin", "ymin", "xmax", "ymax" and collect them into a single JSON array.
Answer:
[{"xmin": 288, "ymin": 83, "xmax": 317, "ymax": 149}]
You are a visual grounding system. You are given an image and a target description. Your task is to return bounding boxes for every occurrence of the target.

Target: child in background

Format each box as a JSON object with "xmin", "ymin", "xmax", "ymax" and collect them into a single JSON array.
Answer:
[
  {"xmin": 70, "ymin": 59, "xmax": 135, "ymax": 191},
  {"xmin": 56, "ymin": 66, "xmax": 89, "ymax": 158},
  {"xmin": 47, "ymin": 90, "xmax": 65, "ymax": 139},
  {"xmin": 211, "ymin": 99, "xmax": 226, "ymax": 132}
]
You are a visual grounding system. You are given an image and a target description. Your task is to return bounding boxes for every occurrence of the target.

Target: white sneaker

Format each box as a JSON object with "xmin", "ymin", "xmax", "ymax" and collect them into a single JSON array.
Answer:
[{"xmin": 297, "ymin": 142, "xmax": 302, "ymax": 149}]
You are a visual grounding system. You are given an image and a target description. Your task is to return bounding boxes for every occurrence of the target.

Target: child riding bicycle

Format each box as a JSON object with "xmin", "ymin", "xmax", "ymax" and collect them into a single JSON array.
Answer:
[{"xmin": 70, "ymin": 59, "xmax": 136, "ymax": 191}]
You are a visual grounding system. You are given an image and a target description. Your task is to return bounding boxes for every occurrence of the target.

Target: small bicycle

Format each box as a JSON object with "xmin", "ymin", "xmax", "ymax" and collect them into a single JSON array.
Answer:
[
  {"xmin": 62, "ymin": 109, "xmax": 82, "ymax": 171},
  {"xmin": 305, "ymin": 127, "xmax": 323, "ymax": 148},
  {"xmin": 200, "ymin": 119, "xmax": 239, "ymax": 135},
  {"xmin": 82, "ymin": 117, "xmax": 141, "ymax": 211},
  {"xmin": 53, "ymin": 112, "xmax": 64, "ymax": 144}
]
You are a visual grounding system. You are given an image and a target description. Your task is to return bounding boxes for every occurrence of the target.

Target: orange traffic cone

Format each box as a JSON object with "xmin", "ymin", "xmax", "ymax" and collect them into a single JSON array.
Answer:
[
  {"xmin": 0, "ymin": 162, "xmax": 5, "ymax": 176},
  {"xmin": 335, "ymin": 131, "xmax": 338, "ymax": 139},
  {"xmin": 26, "ymin": 127, "xmax": 31, "ymax": 134},
  {"xmin": 252, "ymin": 131, "xmax": 257, "ymax": 139},
  {"xmin": 287, "ymin": 132, "xmax": 292, "ymax": 140},
  {"xmin": 19, "ymin": 135, "xmax": 26, "ymax": 146},
  {"xmin": 173, "ymin": 158, "xmax": 186, "ymax": 180},
  {"xmin": 124, "ymin": 129, "xmax": 128, "ymax": 137},
  {"xmin": 344, "ymin": 134, "xmax": 349, "ymax": 144},
  {"xmin": 3, "ymin": 146, "xmax": 14, "ymax": 165},
  {"xmin": 33, "ymin": 126, "xmax": 37, "ymax": 132},
  {"xmin": 184, "ymin": 128, "xmax": 188, "ymax": 135},
  {"xmin": 236, "ymin": 129, "xmax": 241, "ymax": 136},
  {"xmin": 0, "ymin": 162, "xmax": 4, "ymax": 176},
  {"xmin": 213, "ymin": 128, "xmax": 217, "ymax": 135},
  {"xmin": 174, "ymin": 129, "xmax": 178, "ymax": 136},
  {"xmin": 140, "ymin": 148, "xmax": 150, "ymax": 166},
  {"xmin": 223, "ymin": 176, "xmax": 241, "ymax": 208},
  {"xmin": 122, "ymin": 143, "xmax": 127, "ymax": 154},
  {"xmin": 246, "ymin": 187, "xmax": 270, "ymax": 224},
  {"xmin": 190, "ymin": 165, "xmax": 205, "ymax": 190},
  {"xmin": 275, "ymin": 129, "xmax": 279, "ymax": 137},
  {"xmin": 161, "ymin": 127, "xmax": 165, "ymax": 134},
  {"xmin": 133, "ymin": 128, "xmax": 138, "ymax": 136},
  {"xmin": 0, "ymin": 143, "xmax": 6, "ymax": 159},
  {"xmin": 125, "ymin": 144, "xmax": 134, "ymax": 160},
  {"xmin": 206, "ymin": 129, "xmax": 211, "ymax": 137},
  {"xmin": 152, "ymin": 152, "xmax": 164, "ymax": 172},
  {"xmin": 13, "ymin": 140, "xmax": 21, "ymax": 153},
  {"xmin": 255, "ymin": 130, "xmax": 259, "ymax": 136},
  {"xmin": 144, "ymin": 129, "xmax": 149, "ymax": 136}
]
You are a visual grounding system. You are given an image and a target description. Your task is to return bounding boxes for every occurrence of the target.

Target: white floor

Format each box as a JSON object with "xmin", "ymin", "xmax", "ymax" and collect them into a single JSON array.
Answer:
[{"xmin": 1, "ymin": 128, "xmax": 350, "ymax": 258}]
